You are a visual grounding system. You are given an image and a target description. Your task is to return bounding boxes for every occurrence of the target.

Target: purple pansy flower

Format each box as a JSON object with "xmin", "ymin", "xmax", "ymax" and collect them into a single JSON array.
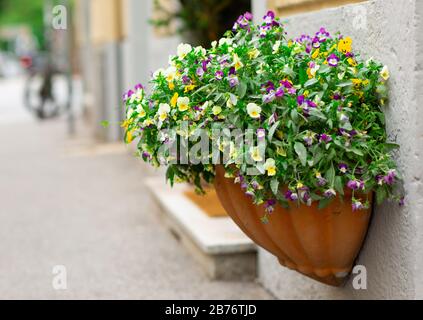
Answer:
[
  {"xmin": 259, "ymin": 25, "xmax": 271, "ymax": 37},
  {"xmin": 399, "ymin": 197, "xmax": 405, "ymax": 206},
  {"xmin": 285, "ymin": 190, "xmax": 298, "ymax": 201},
  {"xmin": 229, "ymin": 75, "xmax": 239, "ymax": 87},
  {"xmin": 182, "ymin": 75, "xmax": 191, "ymax": 84},
  {"xmin": 263, "ymin": 10, "xmax": 275, "ymax": 24},
  {"xmin": 215, "ymin": 70, "xmax": 224, "ymax": 80},
  {"xmin": 142, "ymin": 151, "xmax": 151, "ymax": 160},
  {"xmin": 317, "ymin": 177, "xmax": 327, "ymax": 187},
  {"xmin": 312, "ymin": 37, "xmax": 321, "ymax": 48},
  {"xmin": 196, "ymin": 67, "xmax": 204, "ymax": 78},
  {"xmin": 233, "ymin": 12, "xmax": 253, "ymax": 31},
  {"xmin": 134, "ymin": 83, "xmax": 143, "ymax": 90},
  {"xmin": 323, "ymin": 189, "xmax": 336, "ymax": 198},
  {"xmin": 338, "ymin": 163, "xmax": 348, "ymax": 173},
  {"xmin": 234, "ymin": 174, "xmax": 244, "ymax": 184},
  {"xmin": 347, "ymin": 180, "xmax": 365, "ymax": 190},
  {"xmin": 265, "ymin": 199, "xmax": 277, "ymax": 213},
  {"xmin": 257, "ymin": 128, "xmax": 266, "ymax": 140},
  {"xmin": 319, "ymin": 134, "xmax": 332, "ymax": 143},
  {"xmin": 383, "ymin": 170, "xmax": 396, "ymax": 185},
  {"xmin": 263, "ymin": 91, "xmax": 276, "ymax": 104},
  {"xmin": 275, "ymin": 86, "xmax": 285, "ymax": 98},
  {"xmin": 251, "ymin": 181, "xmax": 261, "ymax": 190},
  {"xmin": 352, "ymin": 200, "xmax": 365, "ymax": 211},
  {"xmin": 327, "ymin": 53, "xmax": 340, "ymax": 67},
  {"xmin": 316, "ymin": 27, "xmax": 331, "ymax": 42}
]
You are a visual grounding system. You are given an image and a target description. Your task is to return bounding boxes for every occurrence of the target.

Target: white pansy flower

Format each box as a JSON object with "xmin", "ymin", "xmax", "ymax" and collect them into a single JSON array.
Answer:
[
  {"xmin": 157, "ymin": 103, "xmax": 171, "ymax": 121},
  {"xmin": 153, "ymin": 68, "xmax": 165, "ymax": 79},
  {"xmin": 194, "ymin": 46, "xmax": 206, "ymax": 56},
  {"xmin": 247, "ymin": 103, "xmax": 261, "ymax": 119},
  {"xmin": 177, "ymin": 43, "xmax": 192, "ymax": 59},
  {"xmin": 218, "ymin": 37, "xmax": 233, "ymax": 47},
  {"xmin": 272, "ymin": 40, "xmax": 281, "ymax": 54},
  {"xmin": 164, "ymin": 66, "xmax": 178, "ymax": 82}
]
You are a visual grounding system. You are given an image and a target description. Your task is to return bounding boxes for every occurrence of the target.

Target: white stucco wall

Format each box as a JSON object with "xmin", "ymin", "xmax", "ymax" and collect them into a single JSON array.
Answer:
[{"xmin": 256, "ymin": 0, "xmax": 423, "ymax": 299}]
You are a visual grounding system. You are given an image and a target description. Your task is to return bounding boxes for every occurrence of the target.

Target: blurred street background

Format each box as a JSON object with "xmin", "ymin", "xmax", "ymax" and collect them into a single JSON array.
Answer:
[{"xmin": 0, "ymin": 0, "xmax": 273, "ymax": 299}]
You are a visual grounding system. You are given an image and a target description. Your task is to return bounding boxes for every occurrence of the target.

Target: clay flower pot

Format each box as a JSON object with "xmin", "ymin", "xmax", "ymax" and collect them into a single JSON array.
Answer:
[{"xmin": 214, "ymin": 166, "xmax": 372, "ymax": 286}]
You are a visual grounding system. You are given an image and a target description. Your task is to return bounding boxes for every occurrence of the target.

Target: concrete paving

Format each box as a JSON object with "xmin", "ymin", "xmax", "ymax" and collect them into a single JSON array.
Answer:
[{"xmin": 0, "ymin": 78, "xmax": 272, "ymax": 299}]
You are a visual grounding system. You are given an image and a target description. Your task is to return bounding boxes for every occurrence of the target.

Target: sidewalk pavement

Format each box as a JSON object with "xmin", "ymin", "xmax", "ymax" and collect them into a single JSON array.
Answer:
[{"xmin": 0, "ymin": 114, "xmax": 272, "ymax": 299}]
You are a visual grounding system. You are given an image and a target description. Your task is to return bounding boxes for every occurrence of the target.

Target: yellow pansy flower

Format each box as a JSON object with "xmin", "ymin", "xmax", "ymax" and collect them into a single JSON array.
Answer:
[
  {"xmin": 248, "ymin": 48, "xmax": 260, "ymax": 59},
  {"xmin": 380, "ymin": 65, "xmax": 390, "ymax": 81},
  {"xmin": 139, "ymin": 109, "xmax": 146, "ymax": 118},
  {"xmin": 348, "ymin": 58, "xmax": 357, "ymax": 66},
  {"xmin": 311, "ymin": 49, "xmax": 320, "ymax": 59},
  {"xmin": 168, "ymin": 81, "xmax": 175, "ymax": 90},
  {"xmin": 212, "ymin": 105, "xmax": 222, "ymax": 115},
  {"xmin": 177, "ymin": 97, "xmax": 190, "ymax": 112},
  {"xmin": 338, "ymin": 37, "xmax": 352, "ymax": 54},
  {"xmin": 233, "ymin": 53, "xmax": 244, "ymax": 70},
  {"xmin": 171, "ymin": 92, "xmax": 179, "ymax": 108},
  {"xmin": 143, "ymin": 118, "xmax": 154, "ymax": 127},
  {"xmin": 126, "ymin": 129, "xmax": 135, "ymax": 143},
  {"xmin": 264, "ymin": 158, "xmax": 277, "ymax": 176},
  {"xmin": 184, "ymin": 84, "xmax": 196, "ymax": 93},
  {"xmin": 121, "ymin": 119, "xmax": 133, "ymax": 129}
]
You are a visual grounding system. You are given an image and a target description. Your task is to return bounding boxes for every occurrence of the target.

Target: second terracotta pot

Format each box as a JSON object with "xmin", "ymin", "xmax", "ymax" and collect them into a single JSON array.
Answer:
[{"xmin": 214, "ymin": 165, "xmax": 372, "ymax": 286}]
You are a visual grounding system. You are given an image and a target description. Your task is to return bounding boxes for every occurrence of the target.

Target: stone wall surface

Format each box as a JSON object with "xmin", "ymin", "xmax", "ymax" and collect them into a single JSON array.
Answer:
[{"xmin": 256, "ymin": 0, "xmax": 423, "ymax": 299}]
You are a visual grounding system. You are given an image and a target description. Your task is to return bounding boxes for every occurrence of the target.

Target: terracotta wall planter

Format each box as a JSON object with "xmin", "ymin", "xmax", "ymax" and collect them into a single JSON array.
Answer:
[{"xmin": 214, "ymin": 166, "xmax": 372, "ymax": 286}]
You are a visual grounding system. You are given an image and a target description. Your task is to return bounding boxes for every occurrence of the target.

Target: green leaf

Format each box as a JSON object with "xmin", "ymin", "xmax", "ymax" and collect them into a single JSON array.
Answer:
[
  {"xmin": 334, "ymin": 176, "xmax": 344, "ymax": 195},
  {"xmin": 382, "ymin": 143, "xmax": 400, "ymax": 152},
  {"xmin": 376, "ymin": 187, "xmax": 387, "ymax": 205},
  {"xmin": 237, "ymin": 80, "xmax": 247, "ymax": 98},
  {"xmin": 299, "ymin": 67, "xmax": 308, "ymax": 85},
  {"xmin": 348, "ymin": 148, "xmax": 364, "ymax": 156},
  {"xmin": 268, "ymin": 121, "xmax": 280, "ymax": 141},
  {"xmin": 325, "ymin": 162, "xmax": 335, "ymax": 186},
  {"xmin": 304, "ymin": 78, "xmax": 318, "ymax": 88},
  {"xmin": 290, "ymin": 109, "xmax": 299, "ymax": 123},
  {"xmin": 294, "ymin": 142, "xmax": 307, "ymax": 166},
  {"xmin": 100, "ymin": 120, "xmax": 110, "ymax": 128},
  {"xmin": 282, "ymin": 65, "xmax": 295, "ymax": 78},
  {"xmin": 337, "ymin": 81, "xmax": 353, "ymax": 87},
  {"xmin": 308, "ymin": 108, "xmax": 327, "ymax": 120},
  {"xmin": 318, "ymin": 198, "xmax": 334, "ymax": 209},
  {"xmin": 270, "ymin": 179, "xmax": 279, "ymax": 195},
  {"xmin": 166, "ymin": 166, "xmax": 175, "ymax": 187},
  {"xmin": 340, "ymin": 121, "xmax": 353, "ymax": 130},
  {"xmin": 318, "ymin": 64, "xmax": 331, "ymax": 74}
]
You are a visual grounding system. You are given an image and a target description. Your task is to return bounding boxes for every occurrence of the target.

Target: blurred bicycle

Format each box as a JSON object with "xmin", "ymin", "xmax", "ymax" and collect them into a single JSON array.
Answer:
[{"xmin": 21, "ymin": 53, "xmax": 70, "ymax": 120}]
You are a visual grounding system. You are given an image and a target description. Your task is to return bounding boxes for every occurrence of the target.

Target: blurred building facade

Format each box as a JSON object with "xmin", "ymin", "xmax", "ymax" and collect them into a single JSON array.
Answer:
[{"xmin": 74, "ymin": 0, "xmax": 179, "ymax": 142}]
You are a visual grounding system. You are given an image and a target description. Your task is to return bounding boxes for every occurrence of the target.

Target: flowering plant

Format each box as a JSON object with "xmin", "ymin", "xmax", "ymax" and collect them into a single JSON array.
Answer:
[{"xmin": 123, "ymin": 11, "xmax": 403, "ymax": 218}]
